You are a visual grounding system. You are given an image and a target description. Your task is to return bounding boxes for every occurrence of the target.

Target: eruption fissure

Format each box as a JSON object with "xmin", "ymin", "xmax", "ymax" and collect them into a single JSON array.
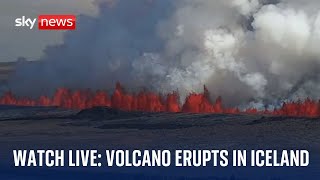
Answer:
[
  {"xmin": 0, "ymin": 83, "xmax": 319, "ymax": 118},
  {"xmin": 5, "ymin": 0, "xmax": 320, "ymax": 115}
]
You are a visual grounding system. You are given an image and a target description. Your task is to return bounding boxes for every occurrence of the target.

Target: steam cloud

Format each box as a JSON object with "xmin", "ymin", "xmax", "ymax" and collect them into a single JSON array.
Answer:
[{"xmin": 7, "ymin": 0, "xmax": 320, "ymax": 109}]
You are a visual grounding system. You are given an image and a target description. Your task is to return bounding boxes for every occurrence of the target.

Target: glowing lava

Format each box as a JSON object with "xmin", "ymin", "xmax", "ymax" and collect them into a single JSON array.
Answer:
[{"xmin": 0, "ymin": 82, "xmax": 319, "ymax": 118}]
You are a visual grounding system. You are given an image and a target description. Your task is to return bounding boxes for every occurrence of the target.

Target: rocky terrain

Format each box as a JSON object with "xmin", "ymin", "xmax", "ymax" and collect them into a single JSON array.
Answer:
[{"xmin": 0, "ymin": 106, "xmax": 319, "ymax": 179}]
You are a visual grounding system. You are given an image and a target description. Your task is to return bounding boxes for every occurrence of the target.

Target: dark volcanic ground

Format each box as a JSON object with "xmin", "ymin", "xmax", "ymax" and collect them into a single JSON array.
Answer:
[
  {"xmin": 0, "ymin": 106, "xmax": 319, "ymax": 179},
  {"xmin": 0, "ymin": 106, "xmax": 319, "ymax": 149}
]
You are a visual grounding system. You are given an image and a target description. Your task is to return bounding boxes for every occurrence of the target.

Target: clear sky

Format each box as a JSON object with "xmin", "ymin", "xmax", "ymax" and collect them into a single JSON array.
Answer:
[{"xmin": 0, "ymin": 0, "xmax": 97, "ymax": 62}]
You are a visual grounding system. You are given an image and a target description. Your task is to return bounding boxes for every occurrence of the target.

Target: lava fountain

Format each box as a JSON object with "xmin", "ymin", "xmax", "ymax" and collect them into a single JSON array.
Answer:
[{"xmin": 0, "ymin": 82, "xmax": 319, "ymax": 118}]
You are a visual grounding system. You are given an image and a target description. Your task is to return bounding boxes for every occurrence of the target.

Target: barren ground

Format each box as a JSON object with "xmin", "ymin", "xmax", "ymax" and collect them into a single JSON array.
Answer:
[{"xmin": 0, "ymin": 106, "xmax": 319, "ymax": 179}]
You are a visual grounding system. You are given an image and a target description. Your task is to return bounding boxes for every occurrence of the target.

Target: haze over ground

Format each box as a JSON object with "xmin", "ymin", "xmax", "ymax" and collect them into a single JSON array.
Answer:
[
  {"xmin": 0, "ymin": 0, "xmax": 96, "ymax": 62},
  {"xmin": 2, "ymin": 0, "xmax": 320, "ymax": 109}
]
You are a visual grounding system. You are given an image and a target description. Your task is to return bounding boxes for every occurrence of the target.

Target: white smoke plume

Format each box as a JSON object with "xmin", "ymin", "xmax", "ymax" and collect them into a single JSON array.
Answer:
[{"xmin": 7, "ymin": 0, "xmax": 320, "ymax": 108}]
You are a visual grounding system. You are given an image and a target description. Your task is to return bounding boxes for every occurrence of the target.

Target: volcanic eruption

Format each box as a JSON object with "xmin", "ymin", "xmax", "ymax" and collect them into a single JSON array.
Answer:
[
  {"xmin": 2, "ymin": 0, "xmax": 320, "ymax": 117},
  {"xmin": 0, "ymin": 82, "xmax": 319, "ymax": 117}
]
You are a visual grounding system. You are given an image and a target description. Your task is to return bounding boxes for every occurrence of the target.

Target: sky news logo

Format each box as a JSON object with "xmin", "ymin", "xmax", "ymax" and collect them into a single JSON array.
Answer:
[{"xmin": 15, "ymin": 15, "xmax": 76, "ymax": 30}]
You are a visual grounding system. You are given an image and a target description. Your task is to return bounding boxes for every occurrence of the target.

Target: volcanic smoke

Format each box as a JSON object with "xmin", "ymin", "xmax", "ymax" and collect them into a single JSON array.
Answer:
[{"xmin": 3, "ymin": 0, "xmax": 320, "ymax": 117}]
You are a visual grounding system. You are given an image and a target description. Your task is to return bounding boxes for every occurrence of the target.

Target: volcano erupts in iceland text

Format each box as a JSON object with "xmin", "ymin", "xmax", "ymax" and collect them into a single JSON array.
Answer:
[{"xmin": 0, "ymin": 83, "xmax": 319, "ymax": 118}]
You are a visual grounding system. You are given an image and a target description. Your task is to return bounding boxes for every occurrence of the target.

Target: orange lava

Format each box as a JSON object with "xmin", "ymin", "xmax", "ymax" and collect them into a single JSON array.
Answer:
[{"xmin": 0, "ymin": 82, "xmax": 319, "ymax": 117}]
